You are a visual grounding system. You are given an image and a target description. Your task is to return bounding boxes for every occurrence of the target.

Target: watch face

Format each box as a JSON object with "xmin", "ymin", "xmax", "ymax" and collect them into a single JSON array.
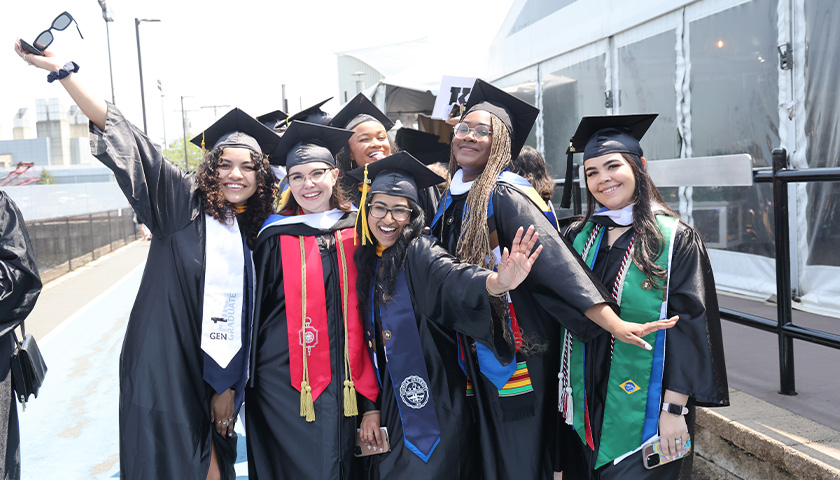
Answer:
[{"xmin": 666, "ymin": 403, "xmax": 684, "ymax": 415}]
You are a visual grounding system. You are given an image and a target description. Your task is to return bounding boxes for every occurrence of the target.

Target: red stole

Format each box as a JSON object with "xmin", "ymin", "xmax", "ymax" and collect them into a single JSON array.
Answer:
[{"xmin": 280, "ymin": 228, "xmax": 378, "ymax": 404}]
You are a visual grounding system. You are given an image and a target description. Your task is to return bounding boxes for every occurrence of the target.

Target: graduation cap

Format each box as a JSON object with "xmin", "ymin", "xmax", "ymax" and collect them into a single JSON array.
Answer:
[
  {"xmin": 189, "ymin": 108, "xmax": 280, "ymax": 156},
  {"xmin": 395, "ymin": 128, "xmax": 450, "ymax": 165},
  {"xmin": 559, "ymin": 113, "xmax": 658, "ymax": 208},
  {"xmin": 331, "ymin": 93, "xmax": 394, "ymax": 131},
  {"xmin": 256, "ymin": 109, "xmax": 289, "ymax": 132},
  {"xmin": 346, "ymin": 151, "xmax": 444, "ymax": 244},
  {"xmin": 461, "ymin": 79, "xmax": 539, "ymax": 160},
  {"xmin": 271, "ymin": 120, "xmax": 354, "ymax": 168},
  {"xmin": 288, "ymin": 97, "xmax": 333, "ymax": 126}
]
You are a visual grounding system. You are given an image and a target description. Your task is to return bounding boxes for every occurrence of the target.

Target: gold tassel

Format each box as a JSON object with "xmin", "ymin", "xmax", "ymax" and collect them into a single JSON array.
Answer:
[
  {"xmin": 299, "ymin": 236, "xmax": 316, "ymax": 423},
  {"xmin": 302, "ymin": 382, "xmax": 315, "ymax": 422},
  {"xmin": 344, "ymin": 380, "xmax": 358, "ymax": 416},
  {"xmin": 353, "ymin": 164, "xmax": 374, "ymax": 245}
]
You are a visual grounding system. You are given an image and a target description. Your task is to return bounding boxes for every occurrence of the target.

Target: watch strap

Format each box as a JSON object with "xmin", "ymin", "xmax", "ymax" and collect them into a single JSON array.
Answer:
[{"xmin": 662, "ymin": 402, "xmax": 689, "ymax": 416}]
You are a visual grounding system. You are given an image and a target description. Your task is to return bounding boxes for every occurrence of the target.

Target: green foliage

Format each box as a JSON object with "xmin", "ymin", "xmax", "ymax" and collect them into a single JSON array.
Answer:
[
  {"xmin": 163, "ymin": 137, "xmax": 203, "ymax": 171},
  {"xmin": 39, "ymin": 168, "xmax": 56, "ymax": 185}
]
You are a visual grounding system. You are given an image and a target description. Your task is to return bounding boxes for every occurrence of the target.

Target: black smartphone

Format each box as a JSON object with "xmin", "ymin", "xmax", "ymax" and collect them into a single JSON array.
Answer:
[{"xmin": 19, "ymin": 39, "xmax": 44, "ymax": 56}]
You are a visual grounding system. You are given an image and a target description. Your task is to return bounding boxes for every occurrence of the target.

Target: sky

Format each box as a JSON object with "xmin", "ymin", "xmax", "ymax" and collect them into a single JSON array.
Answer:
[{"xmin": 1, "ymin": 0, "xmax": 515, "ymax": 147}]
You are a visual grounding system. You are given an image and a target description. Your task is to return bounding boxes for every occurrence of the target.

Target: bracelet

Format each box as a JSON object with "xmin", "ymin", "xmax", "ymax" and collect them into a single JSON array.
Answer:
[
  {"xmin": 486, "ymin": 284, "xmax": 507, "ymax": 298},
  {"xmin": 47, "ymin": 61, "xmax": 79, "ymax": 83},
  {"xmin": 362, "ymin": 410, "xmax": 380, "ymax": 417}
]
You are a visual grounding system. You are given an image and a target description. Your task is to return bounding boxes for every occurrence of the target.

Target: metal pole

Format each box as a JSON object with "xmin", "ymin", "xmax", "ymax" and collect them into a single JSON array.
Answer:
[
  {"xmin": 135, "ymin": 19, "xmax": 148, "ymax": 134},
  {"xmin": 772, "ymin": 147, "xmax": 796, "ymax": 395},
  {"xmin": 104, "ymin": 20, "xmax": 115, "ymax": 104},
  {"xmin": 181, "ymin": 96, "xmax": 189, "ymax": 170},
  {"xmin": 158, "ymin": 81, "xmax": 167, "ymax": 146}
]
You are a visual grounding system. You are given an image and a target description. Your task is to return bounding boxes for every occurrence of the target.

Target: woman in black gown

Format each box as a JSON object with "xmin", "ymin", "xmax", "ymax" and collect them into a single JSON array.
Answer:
[{"xmin": 559, "ymin": 114, "xmax": 728, "ymax": 479}]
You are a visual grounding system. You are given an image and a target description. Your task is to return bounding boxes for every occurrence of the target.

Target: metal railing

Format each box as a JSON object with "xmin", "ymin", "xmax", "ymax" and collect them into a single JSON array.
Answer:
[
  {"xmin": 25, "ymin": 208, "xmax": 141, "ymax": 283},
  {"xmin": 555, "ymin": 148, "xmax": 840, "ymax": 396}
]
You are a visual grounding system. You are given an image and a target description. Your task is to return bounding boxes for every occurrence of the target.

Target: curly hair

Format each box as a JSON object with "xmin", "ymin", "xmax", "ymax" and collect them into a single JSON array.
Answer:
[
  {"xmin": 195, "ymin": 147, "xmax": 276, "ymax": 249},
  {"xmin": 570, "ymin": 152, "xmax": 679, "ymax": 287},
  {"xmin": 354, "ymin": 198, "xmax": 425, "ymax": 318}
]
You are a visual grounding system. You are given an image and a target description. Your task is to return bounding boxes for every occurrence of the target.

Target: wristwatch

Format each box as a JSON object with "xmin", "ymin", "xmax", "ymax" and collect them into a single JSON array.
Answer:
[{"xmin": 661, "ymin": 402, "xmax": 689, "ymax": 416}]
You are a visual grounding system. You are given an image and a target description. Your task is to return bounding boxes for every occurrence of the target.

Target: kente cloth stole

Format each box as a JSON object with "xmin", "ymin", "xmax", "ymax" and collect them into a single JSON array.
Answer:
[
  {"xmin": 563, "ymin": 215, "xmax": 678, "ymax": 468},
  {"xmin": 201, "ymin": 214, "xmax": 244, "ymax": 369},
  {"xmin": 280, "ymin": 228, "xmax": 379, "ymax": 405},
  {"xmin": 377, "ymin": 270, "xmax": 441, "ymax": 462}
]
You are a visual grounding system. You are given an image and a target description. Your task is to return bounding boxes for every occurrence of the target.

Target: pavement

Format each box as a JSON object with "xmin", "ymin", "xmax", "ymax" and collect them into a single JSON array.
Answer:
[{"xmin": 16, "ymin": 240, "xmax": 840, "ymax": 478}]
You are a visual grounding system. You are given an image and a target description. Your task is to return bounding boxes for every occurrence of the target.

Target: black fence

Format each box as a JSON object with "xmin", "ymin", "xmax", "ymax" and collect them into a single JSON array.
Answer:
[{"xmin": 25, "ymin": 209, "xmax": 141, "ymax": 283}]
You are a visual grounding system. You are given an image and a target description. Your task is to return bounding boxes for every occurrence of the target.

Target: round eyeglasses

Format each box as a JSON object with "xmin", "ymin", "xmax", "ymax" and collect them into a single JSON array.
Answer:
[
  {"xmin": 367, "ymin": 203, "xmax": 411, "ymax": 222},
  {"xmin": 287, "ymin": 168, "xmax": 333, "ymax": 187},
  {"xmin": 453, "ymin": 122, "xmax": 492, "ymax": 140}
]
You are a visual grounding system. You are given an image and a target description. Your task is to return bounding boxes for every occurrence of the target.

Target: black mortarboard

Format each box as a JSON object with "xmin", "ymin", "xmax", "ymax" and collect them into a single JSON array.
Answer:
[
  {"xmin": 330, "ymin": 93, "xmax": 394, "ymax": 131},
  {"xmin": 347, "ymin": 151, "xmax": 444, "ymax": 245},
  {"xmin": 461, "ymin": 79, "xmax": 539, "ymax": 160},
  {"xmin": 189, "ymin": 108, "xmax": 280, "ymax": 156},
  {"xmin": 347, "ymin": 151, "xmax": 444, "ymax": 203},
  {"xmin": 271, "ymin": 120, "xmax": 354, "ymax": 169},
  {"xmin": 559, "ymin": 113, "xmax": 658, "ymax": 208},
  {"xmin": 395, "ymin": 128, "xmax": 450, "ymax": 165},
  {"xmin": 288, "ymin": 97, "xmax": 333, "ymax": 126},
  {"xmin": 256, "ymin": 109, "xmax": 289, "ymax": 132}
]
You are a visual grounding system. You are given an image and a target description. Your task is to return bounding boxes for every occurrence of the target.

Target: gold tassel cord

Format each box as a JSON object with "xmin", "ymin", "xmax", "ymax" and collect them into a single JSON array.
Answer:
[
  {"xmin": 354, "ymin": 164, "xmax": 373, "ymax": 245},
  {"xmin": 337, "ymin": 233, "xmax": 358, "ymax": 416},
  {"xmin": 299, "ymin": 236, "xmax": 316, "ymax": 422}
]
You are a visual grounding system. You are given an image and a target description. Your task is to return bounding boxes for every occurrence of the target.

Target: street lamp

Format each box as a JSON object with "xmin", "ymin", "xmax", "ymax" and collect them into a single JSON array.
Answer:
[
  {"xmin": 96, "ymin": 0, "xmax": 115, "ymax": 104},
  {"xmin": 135, "ymin": 18, "xmax": 160, "ymax": 134}
]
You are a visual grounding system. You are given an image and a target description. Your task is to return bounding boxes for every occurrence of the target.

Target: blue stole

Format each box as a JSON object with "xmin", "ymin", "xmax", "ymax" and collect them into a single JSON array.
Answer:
[
  {"xmin": 373, "ymin": 269, "xmax": 441, "ymax": 462},
  {"xmin": 431, "ymin": 171, "xmax": 560, "ymax": 391}
]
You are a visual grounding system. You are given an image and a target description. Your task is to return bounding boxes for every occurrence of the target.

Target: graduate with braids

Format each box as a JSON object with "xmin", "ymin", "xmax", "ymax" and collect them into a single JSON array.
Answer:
[
  {"xmin": 558, "ymin": 115, "xmax": 728, "ymax": 479},
  {"xmin": 430, "ymin": 79, "xmax": 677, "ymax": 479}
]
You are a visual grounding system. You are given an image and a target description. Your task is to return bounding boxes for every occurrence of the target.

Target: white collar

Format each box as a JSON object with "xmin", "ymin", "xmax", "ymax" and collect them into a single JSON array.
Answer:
[
  {"xmin": 261, "ymin": 208, "xmax": 349, "ymax": 232},
  {"xmin": 592, "ymin": 204, "xmax": 635, "ymax": 227},
  {"xmin": 449, "ymin": 169, "xmax": 474, "ymax": 196}
]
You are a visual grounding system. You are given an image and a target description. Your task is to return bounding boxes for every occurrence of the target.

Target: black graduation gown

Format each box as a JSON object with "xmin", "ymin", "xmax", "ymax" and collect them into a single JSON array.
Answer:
[
  {"xmin": 562, "ymin": 222, "xmax": 729, "ymax": 480},
  {"xmin": 90, "ymin": 106, "xmax": 241, "ymax": 479},
  {"xmin": 0, "ymin": 191, "xmax": 42, "ymax": 480},
  {"xmin": 432, "ymin": 182, "xmax": 615, "ymax": 479},
  {"xmin": 360, "ymin": 235, "xmax": 512, "ymax": 479},
  {"xmin": 246, "ymin": 213, "xmax": 376, "ymax": 479}
]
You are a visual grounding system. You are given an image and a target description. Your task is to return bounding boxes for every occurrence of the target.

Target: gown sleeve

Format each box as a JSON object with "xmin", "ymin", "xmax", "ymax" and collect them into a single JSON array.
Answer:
[
  {"xmin": 405, "ymin": 235, "xmax": 514, "ymax": 365},
  {"xmin": 662, "ymin": 224, "xmax": 730, "ymax": 407},
  {"xmin": 491, "ymin": 185, "xmax": 615, "ymax": 342},
  {"xmin": 89, "ymin": 103, "xmax": 198, "ymax": 237},
  {"xmin": 248, "ymin": 233, "xmax": 285, "ymax": 385},
  {"xmin": 0, "ymin": 193, "xmax": 42, "ymax": 337}
]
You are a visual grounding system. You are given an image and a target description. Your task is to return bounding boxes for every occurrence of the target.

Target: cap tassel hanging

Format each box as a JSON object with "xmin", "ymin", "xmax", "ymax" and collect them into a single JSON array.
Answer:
[
  {"xmin": 560, "ymin": 145, "xmax": 575, "ymax": 209},
  {"xmin": 298, "ymin": 236, "xmax": 316, "ymax": 422},
  {"xmin": 354, "ymin": 164, "xmax": 373, "ymax": 245},
  {"xmin": 336, "ymin": 233, "xmax": 358, "ymax": 416}
]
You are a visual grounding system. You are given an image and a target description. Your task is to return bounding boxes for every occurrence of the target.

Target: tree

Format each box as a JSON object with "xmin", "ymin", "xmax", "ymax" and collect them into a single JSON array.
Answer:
[
  {"xmin": 39, "ymin": 168, "xmax": 56, "ymax": 185},
  {"xmin": 163, "ymin": 137, "xmax": 203, "ymax": 171}
]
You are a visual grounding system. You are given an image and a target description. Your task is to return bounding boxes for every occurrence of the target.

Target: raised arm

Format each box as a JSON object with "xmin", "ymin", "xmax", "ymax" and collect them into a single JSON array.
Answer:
[{"xmin": 14, "ymin": 40, "xmax": 106, "ymax": 130}]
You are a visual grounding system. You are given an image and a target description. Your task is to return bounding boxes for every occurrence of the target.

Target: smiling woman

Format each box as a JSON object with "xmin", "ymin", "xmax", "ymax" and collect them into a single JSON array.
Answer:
[{"xmin": 12, "ymin": 39, "xmax": 280, "ymax": 480}]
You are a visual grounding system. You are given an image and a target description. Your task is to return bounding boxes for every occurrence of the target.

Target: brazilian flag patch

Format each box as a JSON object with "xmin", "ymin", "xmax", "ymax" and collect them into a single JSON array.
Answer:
[{"xmin": 619, "ymin": 380, "xmax": 641, "ymax": 395}]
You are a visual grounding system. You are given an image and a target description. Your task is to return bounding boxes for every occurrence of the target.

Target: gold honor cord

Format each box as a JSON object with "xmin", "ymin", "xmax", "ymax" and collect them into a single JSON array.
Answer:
[
  {"xmin": 337, "ymin": 234, "xmax": 358, "ymax": 416},
  {"xmin": 354, "ymin": 164, "xmax": 374, "ymax": 245},
  {"xmin": 299, "ymin": 236, "xmax": 315, "ymax": 422}
]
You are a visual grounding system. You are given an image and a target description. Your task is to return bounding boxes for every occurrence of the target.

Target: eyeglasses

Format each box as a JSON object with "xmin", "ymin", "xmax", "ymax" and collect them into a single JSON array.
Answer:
[
  {"xmin": 33, "ymin": 12, "xmax": 84, "ymax": 51},
  {"xmin": 453, "ymin": 122, "xmax": 492, "ymax": 140},
  {"xmin": 367, "ymin": 203, "xmax": 412, "ymax": 222},
  {"xmin": 287, "ymin": 168, "xmax": 333, "ymax": 187}
]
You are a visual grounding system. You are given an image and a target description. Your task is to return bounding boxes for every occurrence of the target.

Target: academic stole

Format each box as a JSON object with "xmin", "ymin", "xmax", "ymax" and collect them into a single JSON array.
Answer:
[
  {"xmin": 280, "ymin": 228, "xmax": 378, "ymax": 422},
  {"xmin": 562, "ymin": 216, "xmax": 677, "ymax": 468},
  {"xmin": 436, "ymin": 172, "xmax": 551, "ymax": 404},
  {"xmin": 377, "ymin": 270, "xmax": 441, "ymax": 462}
]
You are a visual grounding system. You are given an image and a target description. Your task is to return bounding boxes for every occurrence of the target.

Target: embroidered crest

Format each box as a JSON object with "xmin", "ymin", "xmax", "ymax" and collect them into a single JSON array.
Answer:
[
  {"xmin": 619, "ymin": 380, "xmax": 641, "ymax": 395},
  {"xmin": 399, "ymin": 375, "xmax": 430, "ymax": 409},
  {"xmin": 298, "ymin": 317, "xmax": 319, "ymax": 355}
]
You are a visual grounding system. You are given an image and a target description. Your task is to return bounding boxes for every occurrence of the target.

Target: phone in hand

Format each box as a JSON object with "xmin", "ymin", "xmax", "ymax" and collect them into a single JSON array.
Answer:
[
  {"xmin": 19, "ymin": 39, "xmax": 44, "ymax": 56},
  {"xmin": 642, "ymin": 435, "xmax": 691, "ymax": 469},
  {"xmin": 354, "ymin": 427, "xmax": 390, "ymax": 457}
]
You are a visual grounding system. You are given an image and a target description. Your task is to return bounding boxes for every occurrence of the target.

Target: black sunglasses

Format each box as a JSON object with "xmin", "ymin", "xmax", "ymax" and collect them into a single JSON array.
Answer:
[{"xmin": 32, "ymin": 12, "xmax": 84, "ymax": 51}]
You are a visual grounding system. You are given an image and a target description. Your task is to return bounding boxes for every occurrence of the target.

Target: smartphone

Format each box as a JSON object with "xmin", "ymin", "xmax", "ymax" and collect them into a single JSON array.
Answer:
[
  {"xmin": 642, "ymin": 435, "xmax": 691, "ymax": 469},
  {"xmin": 19, "ymin": 39, "xmax": 44, "ymax": 56},
  {"xmin": 354, "ymin": 427, "xmax": 390, "ymax": 457}
]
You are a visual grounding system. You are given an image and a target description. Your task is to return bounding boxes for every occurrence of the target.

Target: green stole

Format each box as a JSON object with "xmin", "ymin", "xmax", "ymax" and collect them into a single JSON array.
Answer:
[{"xmin": 566, "ymin": 215, "xmax": 678, "ymax": 468}]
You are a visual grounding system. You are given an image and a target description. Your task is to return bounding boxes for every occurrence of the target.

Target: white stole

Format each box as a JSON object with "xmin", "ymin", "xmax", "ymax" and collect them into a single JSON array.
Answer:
[{"xmin": 201, "ymin": 214, "xmax": 244, "ymax": 368}]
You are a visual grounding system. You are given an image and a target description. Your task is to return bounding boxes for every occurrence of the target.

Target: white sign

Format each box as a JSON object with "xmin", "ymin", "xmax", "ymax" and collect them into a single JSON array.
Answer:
[{"xmin": 431, "ymin": 75, "xmax": 477, "ymax": 120}]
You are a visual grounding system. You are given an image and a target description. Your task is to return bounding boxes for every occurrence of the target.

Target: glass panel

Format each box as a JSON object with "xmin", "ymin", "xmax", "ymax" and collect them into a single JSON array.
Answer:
[
  {"xmin": 502, "ymin": 81, "xmax": 538, "ymax": 154},
  {"xmin": 803, "ymin": 0, "xmax": 840, "ymax": 266},
  {"xmin": 617, "ymin": 30, "xmax": 679, "ymax": 160},
  {"xmin": 689, "ymin": 0, "xmax": 778, "ymax": 257}
]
